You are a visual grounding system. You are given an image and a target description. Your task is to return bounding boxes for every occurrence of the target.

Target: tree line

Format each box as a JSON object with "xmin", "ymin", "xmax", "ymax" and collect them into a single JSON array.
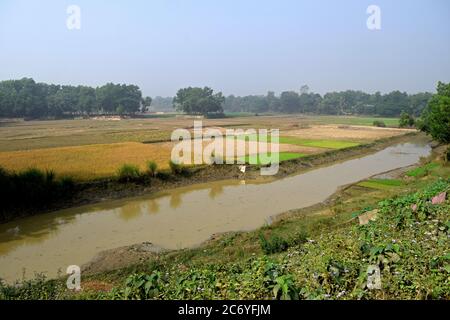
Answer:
[
  {"xmin": 223, "ymin": 89, "xmax": 433, "ymax": 117},
  {"xmin": 0, "ymin": 78, "xmax": 435, "ymax": 118},
  {"xmin": 0, "ymin": 78, "xmax": 152, "ymax": 118},
  {"xmin": 158, "ymin": 86, "xmax": 433, "ymax": 117}
]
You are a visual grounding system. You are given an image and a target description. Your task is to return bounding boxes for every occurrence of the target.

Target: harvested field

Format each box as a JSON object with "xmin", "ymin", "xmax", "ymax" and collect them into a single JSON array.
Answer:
[
  {"xmin": 285, "ymin": 125, "xmax": 413, "ymax": 142},
  {"xmin": 0, "ymin": 115, "xmax": 401, "ymax": 151},
  {"xmin": 0, "ymin": 142, "xmax": 173, "ymax": 181},
  {"xmin": 0, "ymin": 116, "xmax": 414, "ymax": 181}
]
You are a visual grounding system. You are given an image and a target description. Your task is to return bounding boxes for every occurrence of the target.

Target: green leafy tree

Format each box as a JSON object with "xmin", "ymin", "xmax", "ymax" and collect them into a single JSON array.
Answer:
[
  {"xmin": 141, "ymin": 96, "xmax": 152, "ymax": 112},
  {"xmin": 76, "ymin": 86, "xmax": 96, "ymax": 114},
  {"xmin": 96, "ymin": 83, "xmax": 142, "ymax": 114},
  {"xmin": 399, "ymin": 111, "xmax": 415, "ymax": 128},
  {"xmin": 420, "ymin": 82, "xmax": 450, "ymax": 143},
  {"xmin": 173, "ymin": 87, "xmax": 224, "ymax": 116},
  {"xmin": 280, "ymin": 91, "xmax": 301, "ymax": 113}
]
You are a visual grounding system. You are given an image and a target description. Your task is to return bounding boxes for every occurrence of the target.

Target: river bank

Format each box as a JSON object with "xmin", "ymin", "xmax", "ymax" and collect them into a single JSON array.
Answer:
[
  {"xmin": 0, "ymin": 133, "xmax": 436, "ymax": 283},
  {"xmin": 79, "ymin": 141, "xmax": 446, "ymax": 277},
  {"xmin": 1, "ymin": 142, "xmax": 447, "ymax": 299},
  {"xmin": 0, "ymin": 132, "xmax": 421, "ymax": 224}
]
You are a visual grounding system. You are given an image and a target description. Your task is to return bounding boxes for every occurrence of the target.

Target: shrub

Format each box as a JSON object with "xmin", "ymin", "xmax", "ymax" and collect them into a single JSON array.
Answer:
[
  {"xmin": 0, "ymin": 167, "xmax": 77, "ymax": 221},
  {"xmin": 373, "ymin": 120, "xmax": 386, "ymax": 127},
  {"xmin": 117, "ymin": 164, "xmax": 141, "ymax": 182},
  {"xmin": 399, "ymin": 111, "xmax": 415, "ymax": 128},
  {"xmin": 19, "ymin": 167, "xmax": 46, "ymax": 184},
  {"xmin": 147, "ymin": 161, "xmax": 158, "ymax": 177},
  {"xmin": 259, "ymin": 233, "xmax": 289, "ymax": 254},
  {"xmin": 169, "ymin": 160, "xmax": 183, "ymax": 175},
  {"xmin": 121, "ymin": 272, "xmax": 163, "ymax": 300},
  {"xmin": 273, "ymin": 274, "xmax": 299, "ymax": 300},
  {"xmin": 58, "ymin": 176, "xmax": 75, "ymax": 194},
  {"xmin": 0, "ymin": 275, "xmax": 65, "ymax": 300},
  {"xmin": 291, "ymin": 229, "xmax": 309, "ymax": 245},
  {"xmin": 155, "ymin": 171, "xmax": 171, "ymax": 180}
]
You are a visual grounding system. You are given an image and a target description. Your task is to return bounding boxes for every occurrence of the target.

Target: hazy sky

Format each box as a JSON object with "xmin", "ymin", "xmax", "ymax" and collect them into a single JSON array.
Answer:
[{"xmin": 0, "ymin": 0, "xmax": 449, "ymax": 97}]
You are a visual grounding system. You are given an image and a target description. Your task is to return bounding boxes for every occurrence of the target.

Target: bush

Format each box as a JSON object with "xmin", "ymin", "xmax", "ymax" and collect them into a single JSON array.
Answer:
[
  {"xmin": 291, "ymin": 229, "xmax": 309, "ymax": 245},
  {"xmin": 59, "ymin": 176, "xmax": 75, "ymax": 192},
  {"xmin": 117, "ymin": 272, "xmax": 162, "ymax": 300},
  {"xmin": 259, "ymin": 233, "xmax": 289, "ymax": 254},
  {"xmin": 117, "ymin": 164, "xmax": 141, "ymax": 182},
  {"xmin": 169, "ymin": 160, "xmax": 184, "ymax": 175},
  {"xmin": 273, "ymin": 274, "xmax": 299, "ymax": 300},
  {"xmin": 0, "ymin": 166, "xmax": 75, "ymax": 222},
  {"xmin": 373, "ymin": 120, "xmax": 386, "ymax": 127},
  {"xmin": 399, "ymin": 111, "xmax": 415, "ymax": 128},
  {"xmin": 147, "ymin": 161, "xmax": 158, "ymax": 177},
  {"xmin": 155, "ymin": 171, "xmax": 171, "ymax": 180},
  {"xmin": 0, "ymin": 275, "xmax": 65, "ymax": 300}
]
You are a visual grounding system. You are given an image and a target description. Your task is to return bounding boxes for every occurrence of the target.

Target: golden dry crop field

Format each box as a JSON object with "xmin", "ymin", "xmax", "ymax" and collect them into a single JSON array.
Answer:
[{"xmin": 0, "ymin": 115, "xmax": 409, "ymax": 181}]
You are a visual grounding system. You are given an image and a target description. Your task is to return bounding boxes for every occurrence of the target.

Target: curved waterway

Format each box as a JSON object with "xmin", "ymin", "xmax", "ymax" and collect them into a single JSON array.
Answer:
[{"xmin": 0, "ymin": 139, "xmax": 431, "ymax": 282}]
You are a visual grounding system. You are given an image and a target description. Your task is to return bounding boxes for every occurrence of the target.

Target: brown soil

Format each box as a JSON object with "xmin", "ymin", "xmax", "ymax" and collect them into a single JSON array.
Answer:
[{"xmin": 81, "ymin": 242, "xmax": 165, "ymax": 276}]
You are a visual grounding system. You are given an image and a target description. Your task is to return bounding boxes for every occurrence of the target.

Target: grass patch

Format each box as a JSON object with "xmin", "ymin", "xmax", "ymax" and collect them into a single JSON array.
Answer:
[
  {"xmin": 224, "ymin": 112, "xmax": 256, "ymax": 118},
  {"xmin": 406, "ymin": 163, "xmax": 440, "ymax": 177},
  {"xmin": 241, "ymin": 152, "xmax": 306, "ymax": 164},
  {"xmin": 358, "ymin": 179, "xmax": 403, "ymax": 190},
  {"xmin": 310, "ymin": 116, "xmax": 400, "ymax": 127},
  {"xmin": 236, "ymin": 134, "xmax": 360, "ymax": 149},
  {"xmin": 117, "ymin": 164, "xmax": 141, "ymax": 182},
  {"xmin": 284, "ymin": 138, "xmax": 360, "ymax": 149}
]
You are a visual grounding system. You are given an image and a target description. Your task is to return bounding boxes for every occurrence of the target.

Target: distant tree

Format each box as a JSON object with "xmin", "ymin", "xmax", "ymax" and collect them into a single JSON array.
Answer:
[
  {"xmin": 116, "ymin": 105, "xmax": 126, "ymax": 115},
  {"xmin": 77, "ymin": 86, "xmax": 96, "ymax": 114},
  {"xmin": 141, "ymin": 96, "xmax": 152, "ymax": 112},
  {"xmin": 300, "ymin": 85, "xmax": 310, "ymax": 95},
  {"xmin": 280, "ymin": 91, "xmax": 301, "ymax": 113},
  {"xmin": 0, "ymin": 78, "xmax": 436, "ymax": 119},
  {"xmin": 266, "ymin": 91, "xmax": 281, "ymax": 112},
  {"xmin": 96, "ymin": 83, "xmax": 119, "ymax": 113},
  {"xmin": 420, "ymin": 82, "xmax": 450, "ymax": 143},
  {"xmin": 47, "ymin": 85, "xmax": 79, "ymax": 117},
  {"xmin": 96, "ymin": 83, "xmax": 142, "ymax": 114},
  {"xmin": 409, "ymin": 92, "xmax": 433, "ymax": 116},
  {"xmin": 377, "ymin": 91, "xmax": 410, "ymax": 116},
  {"xmin": 173, "ymin": 87, "xmax": 224, "ymax": 116},
  {"xmin": 399, "ymin": 111, "xmax": 415, "ymax": 128},
  {"xmin": 151, "ymin": 96, "xmax": 174, "ymax": 111},
  {"xmin": 318, "ymin": 92, "xmax": 341, "ymax": 115},
  {"xmin": 299, "ymin": 92, "xmax": 322, "ymax": 113}
]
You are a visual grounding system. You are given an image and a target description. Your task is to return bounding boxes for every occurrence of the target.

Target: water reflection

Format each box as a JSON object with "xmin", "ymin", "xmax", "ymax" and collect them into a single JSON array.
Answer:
[
  {"xmin": 148, "ymin": 199, "xmax": 160, "ymax": 214},
  {"xmin": 169, "ymin": 193, "xmax": 182, "ymax": 209},
  {"xmin": 209, "ymin": 184, "xmax": 224, "ymax": 199}
]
